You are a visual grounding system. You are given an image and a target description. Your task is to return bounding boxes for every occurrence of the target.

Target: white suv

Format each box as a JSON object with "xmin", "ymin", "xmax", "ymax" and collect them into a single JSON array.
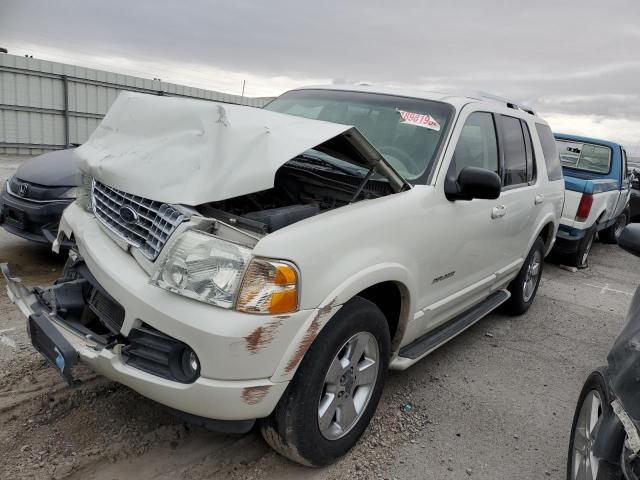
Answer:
[{"xmin": 3, "ymin": 86, "xmax": 564, "ymax": 466}]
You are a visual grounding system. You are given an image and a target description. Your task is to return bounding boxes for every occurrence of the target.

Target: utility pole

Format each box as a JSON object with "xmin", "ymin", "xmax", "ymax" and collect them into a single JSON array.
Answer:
[{"xmin": 241, "ymin": 80, "xmax": 246, "ymax": 105}]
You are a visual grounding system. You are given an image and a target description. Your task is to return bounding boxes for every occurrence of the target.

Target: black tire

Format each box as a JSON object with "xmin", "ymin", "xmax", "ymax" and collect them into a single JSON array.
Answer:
[
  {"xmin": 503, "ymin": 236, "xmax": 545, "ymax": 315},
  {"xmin": 600, "ymin": 210, "xmax": 629, "ymax": 245},
  {"xmin": 566, "ymin": 369, "xmax": 622, "ymax": 480},
  {"xmin": 566, "ymin": 225, "xmax": 597, "ymax": 269},
  {"xmin": 259, "ymin": 296, "xmax": 390, "ymax": 466}
]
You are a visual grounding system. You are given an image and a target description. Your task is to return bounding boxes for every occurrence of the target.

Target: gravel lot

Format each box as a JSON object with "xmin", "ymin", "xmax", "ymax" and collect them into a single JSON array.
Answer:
[{"xmin": 1, "ymin": 157, "xmax": 639, "ymax": 479}]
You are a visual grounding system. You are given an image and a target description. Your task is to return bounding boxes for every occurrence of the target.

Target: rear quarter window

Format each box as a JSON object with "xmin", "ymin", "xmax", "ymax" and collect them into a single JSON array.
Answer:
[{"xmin": 534, "ymin": 124, "xmax": 563, "ymax": 181}]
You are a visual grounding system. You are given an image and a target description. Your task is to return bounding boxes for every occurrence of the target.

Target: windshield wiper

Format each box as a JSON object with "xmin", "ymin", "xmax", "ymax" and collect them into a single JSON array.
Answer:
[{"xmin": 295, "ymin": 153, "xmax": 364, "ymax": 177}]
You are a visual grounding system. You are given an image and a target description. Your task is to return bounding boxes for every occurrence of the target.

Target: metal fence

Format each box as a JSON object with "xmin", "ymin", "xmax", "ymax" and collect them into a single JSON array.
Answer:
[{"xmin": 0, "ymin": 53, "xmax": 269, "ymax": 155}]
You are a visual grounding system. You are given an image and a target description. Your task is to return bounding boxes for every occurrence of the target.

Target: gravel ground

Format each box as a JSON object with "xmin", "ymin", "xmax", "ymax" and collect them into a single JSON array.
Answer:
[{"xmin": 1, "ymin": 157, "xmax": 639, "ymax": 479}]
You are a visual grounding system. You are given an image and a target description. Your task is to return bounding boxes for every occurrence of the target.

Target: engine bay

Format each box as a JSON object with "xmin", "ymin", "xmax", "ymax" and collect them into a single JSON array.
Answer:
[{"xmin": 197, "ymin": 156, "xmax": 395, "ymax": 235}]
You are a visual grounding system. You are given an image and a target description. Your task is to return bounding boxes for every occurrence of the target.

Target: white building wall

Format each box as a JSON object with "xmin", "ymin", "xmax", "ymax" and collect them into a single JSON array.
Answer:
[{"xmin": 0, "ymin": 53, "xmax": 269, "ymax": 155}]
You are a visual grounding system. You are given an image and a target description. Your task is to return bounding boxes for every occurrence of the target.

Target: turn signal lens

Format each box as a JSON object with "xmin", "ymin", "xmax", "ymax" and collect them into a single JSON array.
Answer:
[
  {"xmin": 236, "ymin": 259, "xmax": 299, "ymax": 314},
  {"xmin": 576, "ymin": 194, "xmax": 593, "ymax": 222}
]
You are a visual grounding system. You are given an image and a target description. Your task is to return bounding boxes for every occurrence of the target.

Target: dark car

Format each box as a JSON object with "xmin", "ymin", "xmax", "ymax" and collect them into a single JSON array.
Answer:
[
  {"xmin": 630, "ymin": 168, "xmax": 640, "ymax": 222},
  {"xmin": 567, "ymin": 223, "xmax": 640, "ymax": 479},
  {"xmin": 0, "ymin": 149, "xmax": 79, "ymax": 244}
]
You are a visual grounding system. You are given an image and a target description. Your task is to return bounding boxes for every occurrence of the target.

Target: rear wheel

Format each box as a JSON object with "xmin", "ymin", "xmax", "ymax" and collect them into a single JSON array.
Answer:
[
  {"xmin": 567, "ymin": 370, "xmax": 622, "ymax": 480},
  {"xmin": 600, "ymin": 211, "xmax": 629, "ymax": 244},
  {"xmin": 564, "ymin": 226, "xmax": 596, "ymax": 269},
  {"xmin": 504, "ymin": 237, "xmax": 544, "ymax": 315},
  {"xmin": 259, "ymin": 297, "xmax": 390, "ymax": 466}
]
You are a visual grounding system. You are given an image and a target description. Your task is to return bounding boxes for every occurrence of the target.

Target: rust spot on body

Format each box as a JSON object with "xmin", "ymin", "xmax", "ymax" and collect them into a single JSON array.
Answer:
[
  {"xmin": 244, "ymin": 318, "xmax": 284, "ymax": 354},
  {"xmin": 284, "ymin": 299, "xmax": 337, "ymax": 374},
  {"xmin": 241, "ymin": 385, "xmax": 271, "ymax": 405}
]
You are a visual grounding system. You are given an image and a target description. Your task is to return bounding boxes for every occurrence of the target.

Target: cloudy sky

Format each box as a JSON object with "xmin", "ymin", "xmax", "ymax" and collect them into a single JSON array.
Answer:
[{"xmin": 2, "ymin": 0, "xmax": 639, "ymax": 154}]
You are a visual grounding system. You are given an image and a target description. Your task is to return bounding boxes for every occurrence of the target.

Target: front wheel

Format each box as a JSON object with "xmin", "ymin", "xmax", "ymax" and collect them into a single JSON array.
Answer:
[
  {"xmin": 259, "ymin": 296, "xmax": 390, "ymax": 466},
  {"xmin": 567, "ymin": 370, "xmax": 622, "ymax": 480},
  {"xmin": 503, "ymin": 237, "xmax": 545, "ymax": 315}
]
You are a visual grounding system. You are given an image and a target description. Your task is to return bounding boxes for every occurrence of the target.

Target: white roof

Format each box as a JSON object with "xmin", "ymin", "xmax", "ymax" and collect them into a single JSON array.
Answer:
[{"xmin": 286, "ymin": 84, "xmax": 546, "ymax": 122}]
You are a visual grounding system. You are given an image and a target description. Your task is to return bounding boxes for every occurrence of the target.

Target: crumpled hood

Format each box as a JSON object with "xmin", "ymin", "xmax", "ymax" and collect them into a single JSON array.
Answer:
[
  {"xmin": 77, "ymin": 92, "xmax": 406, "ymax": 206},
  {"xmin": 16, "ymin": 149, "xmax": 80, "ymax": 186}
]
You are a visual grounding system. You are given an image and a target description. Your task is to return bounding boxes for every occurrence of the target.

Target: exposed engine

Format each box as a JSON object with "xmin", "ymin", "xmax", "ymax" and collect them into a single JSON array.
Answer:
[{"xmin": 197, "ymin": 157, "xmax": 395, "ymax": 234}]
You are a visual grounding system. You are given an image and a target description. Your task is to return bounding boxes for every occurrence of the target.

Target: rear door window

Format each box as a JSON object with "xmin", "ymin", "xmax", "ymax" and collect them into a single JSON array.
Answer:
[
  {"xmin": 535, "ymin": 123, "xmax": 563, "ymax": 181},
  {"xmin": 500, "ymin": 115, "xmax": 528, "ymax": 187}
]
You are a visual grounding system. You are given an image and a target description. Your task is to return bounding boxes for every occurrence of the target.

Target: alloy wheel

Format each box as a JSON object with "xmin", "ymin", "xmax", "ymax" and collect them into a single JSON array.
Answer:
[
  {"xmin": 318, "ymin": 331, "xmax": 380, "ymax": 440},
  {"xmin": 523, "ymin": 250, "xmax": 542, "ymax": 303},
  {"xmin": 571, "ymin": 390, "xmax": 602, "ymax": 480}
]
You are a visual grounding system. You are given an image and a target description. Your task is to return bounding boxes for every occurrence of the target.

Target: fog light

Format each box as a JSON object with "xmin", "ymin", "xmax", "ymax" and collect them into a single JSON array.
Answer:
[
  {"xmin": 169, "ymin": 347, "xmax": 200, "ymax": 383},
  {"xmin": 188, "ymin": 351, "xmax": 198, "ymax": 372}
]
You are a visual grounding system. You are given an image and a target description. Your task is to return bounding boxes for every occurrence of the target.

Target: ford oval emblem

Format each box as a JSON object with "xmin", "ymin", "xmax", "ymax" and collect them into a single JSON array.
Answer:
[{"xmin": 119, "ymin": 206, "xmax": 139, "ymax": 224}]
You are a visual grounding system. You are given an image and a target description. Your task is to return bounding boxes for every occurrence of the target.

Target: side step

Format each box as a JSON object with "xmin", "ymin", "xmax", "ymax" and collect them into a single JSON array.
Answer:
[{"xmin": 398, "ymin": 290, "xmax": 510, "ymax": 360}]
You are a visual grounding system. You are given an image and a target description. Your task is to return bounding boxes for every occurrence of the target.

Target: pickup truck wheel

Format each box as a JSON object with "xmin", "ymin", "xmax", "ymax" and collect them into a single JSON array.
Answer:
[
  {"xmin": 573, "ymin": 226, "xmax": 597, "ymax": 269},
  {"xmin": 567, "ymin": 369, "xmax": 622, "ymax": 480},
  {"xmin": 504, "ymin": 237, "xmax": 544, "ymax": 315},
  {"xmin": 600, "ymin": 211, "xmax": 629, "ymax": 244},
  {"xmin": 259, "ymin": 296, "xmax": 390, "ymax": 466}
]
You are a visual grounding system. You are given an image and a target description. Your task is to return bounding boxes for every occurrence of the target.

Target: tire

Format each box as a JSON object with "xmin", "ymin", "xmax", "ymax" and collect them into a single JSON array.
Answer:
[
  {"xmin": 259, "ymin": 296, "xmax": 390, "ymax": 466},
  {"xmin": 567, "ymin": 369, "xmax": 622, "ymax": 480},
  {"xmin": 600, "ymin": 210, "xmax": 629, "ymax": 245},
  {"xmin": 503, "ymin": 236, "xmax": 545, "ymax": 315},
  {"xmin": 566, "ymin": 226, "xmax": 596, "ymax": 269}
]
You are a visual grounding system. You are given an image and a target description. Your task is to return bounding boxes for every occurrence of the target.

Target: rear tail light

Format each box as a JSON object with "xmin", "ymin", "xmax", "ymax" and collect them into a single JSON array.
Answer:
[{"xmin": 575, "ymin": 194, "xmax": 593, "ymax": 222}]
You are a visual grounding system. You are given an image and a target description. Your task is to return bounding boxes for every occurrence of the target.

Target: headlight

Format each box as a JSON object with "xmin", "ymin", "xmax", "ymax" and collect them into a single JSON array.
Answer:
[
  {"xmin": 236, "ymin": 258, "xmax": 299, "ymax": 314},
  {"xmin": 75, "ymin": 174, "xmax": 93, "ymax": 211},
  {"xmin": 151, "ymin": 230, "xmax": 251, "ymax": 309}
]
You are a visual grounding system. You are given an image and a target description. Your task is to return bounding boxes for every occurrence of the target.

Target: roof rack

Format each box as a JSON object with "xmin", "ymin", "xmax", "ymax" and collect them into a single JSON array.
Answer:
[{"xmin": 475, "ymin": 92, "xmax": 536, "ymax": 116}]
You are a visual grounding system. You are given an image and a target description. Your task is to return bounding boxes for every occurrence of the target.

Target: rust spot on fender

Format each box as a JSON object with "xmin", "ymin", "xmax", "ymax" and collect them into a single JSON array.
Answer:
[
  {"xmin": 284, "ymin": 299, "xmax": 337, "ymax": 374},
  {"xmin": 244, "ymin": 318, "xmax": 285, "ymax": 354},
  {"xmin": 241, "ymin": 385, "xmax": 271, "ymax": 405}
]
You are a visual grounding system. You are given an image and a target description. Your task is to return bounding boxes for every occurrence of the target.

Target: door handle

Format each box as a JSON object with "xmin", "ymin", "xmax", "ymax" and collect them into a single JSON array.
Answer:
[
  {"xmin": 491, "ymin": 205, "xmax": 506, "ymax": 219},
  {"xmin": 535, "ymin": 194, "xmax": 544, "ymax": 205}
]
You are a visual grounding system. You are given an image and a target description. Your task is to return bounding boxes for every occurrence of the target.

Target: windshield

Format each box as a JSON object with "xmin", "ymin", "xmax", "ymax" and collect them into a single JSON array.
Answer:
[
  {"xmin": 265, "ymin": 89, "xmax": 454, "ymax": 180},
  {"xmin": 556, "ymin": 139, "xmax": 612, "ymax": 174}
]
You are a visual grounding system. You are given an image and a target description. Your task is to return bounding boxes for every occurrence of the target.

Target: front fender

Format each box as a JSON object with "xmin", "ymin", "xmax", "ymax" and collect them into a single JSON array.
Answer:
[
  {"xmin": 592, "ymin": 408, "xmax": 625, "ymax": 464},
  {"xmin": 269, "ymin": 262, "xmax": 414, "ymax": 382}
]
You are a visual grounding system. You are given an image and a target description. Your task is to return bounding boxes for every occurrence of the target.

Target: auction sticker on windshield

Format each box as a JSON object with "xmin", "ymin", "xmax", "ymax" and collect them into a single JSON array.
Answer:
[{"xmin": 396, "ymin": 109, "xmax": 441, "ymax": 131}]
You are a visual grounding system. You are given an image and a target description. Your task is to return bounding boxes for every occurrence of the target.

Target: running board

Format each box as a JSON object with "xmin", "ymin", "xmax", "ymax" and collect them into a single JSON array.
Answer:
[{"xmin": 398, "ymin": 290, "xmax": 510, "ymax": 360}]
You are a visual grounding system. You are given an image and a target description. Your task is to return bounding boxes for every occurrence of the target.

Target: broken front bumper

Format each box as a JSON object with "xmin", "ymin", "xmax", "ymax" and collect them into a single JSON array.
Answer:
[{"xmin": 1, "ymin": 261, "xmax": 290, "ymax": 426}]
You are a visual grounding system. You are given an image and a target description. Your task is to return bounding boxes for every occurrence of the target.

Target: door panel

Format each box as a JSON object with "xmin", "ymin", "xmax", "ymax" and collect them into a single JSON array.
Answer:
[{"xmin": 415, "ymin": 109, "xmax": 507, "ymax": 334}]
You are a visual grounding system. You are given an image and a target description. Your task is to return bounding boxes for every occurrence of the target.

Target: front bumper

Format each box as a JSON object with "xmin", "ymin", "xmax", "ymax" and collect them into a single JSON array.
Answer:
[
  {"xmin": 1, "ymin": 261, "xmax": 289, "ymax": 422},
  {"xmin": 3, "ymin": 202, "xmax": 338, "ymax": 422},
  {"xmin": 0, "ymin": 183, "xmax": 72, "ymax": 243}
]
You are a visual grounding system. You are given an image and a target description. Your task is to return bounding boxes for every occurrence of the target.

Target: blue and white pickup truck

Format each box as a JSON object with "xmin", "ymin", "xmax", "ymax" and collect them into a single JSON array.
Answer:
[{"xmin": 552, "ymin": 133, "xmax": 631, "ymax": 267}]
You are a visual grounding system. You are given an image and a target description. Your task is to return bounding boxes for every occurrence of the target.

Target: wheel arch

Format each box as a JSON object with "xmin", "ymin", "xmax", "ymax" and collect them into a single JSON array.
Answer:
[
  {"xmin": 531, "ymin": 213, "xmax": 558, "ymax": 256},
  {"xmin": 537, "ymin": 221, "xmax": 556, "ymax": 253},
  {"xmin": 270, "ymin": 264, "xmax": 414, "ymax": 382}
]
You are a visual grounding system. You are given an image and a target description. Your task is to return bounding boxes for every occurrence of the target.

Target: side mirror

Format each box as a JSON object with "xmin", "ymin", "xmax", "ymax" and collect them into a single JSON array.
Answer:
[
  {"xmin": 619, "ymin": 224, "xmax": 640, "ymax": 258},
  {"xmin": 445, "ymin": 166, "xmax": 502, "ymax": 201}
]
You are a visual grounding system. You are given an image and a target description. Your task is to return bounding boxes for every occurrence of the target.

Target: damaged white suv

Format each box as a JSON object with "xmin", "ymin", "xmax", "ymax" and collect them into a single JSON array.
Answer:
[{"xmin": 2, "ymin": 86, "xmax": 564, "ymax": 466}]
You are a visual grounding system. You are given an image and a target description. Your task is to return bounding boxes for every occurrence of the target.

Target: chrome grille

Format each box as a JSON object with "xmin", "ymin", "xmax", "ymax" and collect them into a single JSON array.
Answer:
[{"xmin": 91, "ymin": 180, "xmax": 186, "ymax": 260}]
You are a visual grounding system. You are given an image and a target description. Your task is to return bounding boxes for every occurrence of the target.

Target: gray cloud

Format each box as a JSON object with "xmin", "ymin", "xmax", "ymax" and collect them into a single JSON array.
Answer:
[{"xmin": 1, "ymin": 0, "xmax": 639, "ymax": 149}]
